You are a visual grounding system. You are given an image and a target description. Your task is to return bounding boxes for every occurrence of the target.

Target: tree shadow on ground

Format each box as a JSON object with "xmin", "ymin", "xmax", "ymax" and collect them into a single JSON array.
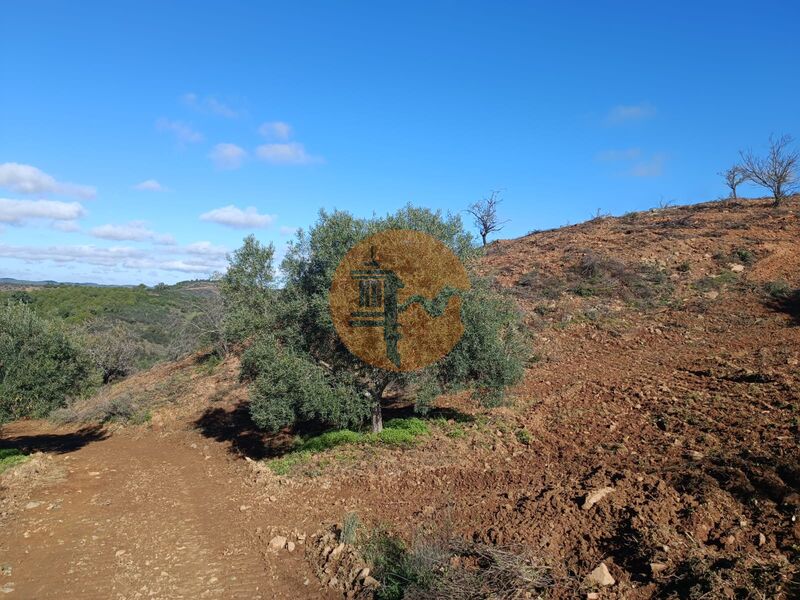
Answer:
[
  {"xmin": 0, "ymin": 424, "xmax": 108, "ymax": 454},
  {"xmin": 765, "ymin": 289, "xmax": 800, "ymax": 326}
]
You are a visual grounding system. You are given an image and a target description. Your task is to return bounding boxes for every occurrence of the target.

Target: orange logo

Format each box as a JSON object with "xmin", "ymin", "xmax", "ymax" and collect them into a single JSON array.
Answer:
[{"xmin": 329, "ymin": 230, "xmax": 470, "ymax": 371}]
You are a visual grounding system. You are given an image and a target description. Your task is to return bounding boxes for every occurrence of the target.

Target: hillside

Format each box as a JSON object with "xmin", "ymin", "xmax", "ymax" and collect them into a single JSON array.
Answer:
[{"xmin": 1, "ymin": 196, "xmax": 798, "ymax": 598}]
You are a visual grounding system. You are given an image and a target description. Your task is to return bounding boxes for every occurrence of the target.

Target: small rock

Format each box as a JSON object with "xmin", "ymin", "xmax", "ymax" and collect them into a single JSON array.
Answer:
[
  {"xmin": 586, "ymin": 563, "xmax": 615, "ymax": 587},
  {"xmin": 587, "ymin": 594, "xmax": 599, "ymax": 600},
  {"xmin": 686, "ymin": 450, "xmax": 704, "ymax": 461},
  {"xmin": 286, "ymin": 541, "xmax": 295, "ymax": 552},
  {"xmin": 357, "ymin": 567, "xmax": 370, "ymax": 581},
  {"xmin": 24, "ymin": 501, "xmax": 42, "ymax": 510},
  {"xmin": 239, "ymin": 505, "xmax": 250, "ymax": 512},
  {"xmin": 269, "ymin": 535, "xmax": 287, "ymax": 550},
  {"xmin": 329, "ymin": 543, "xmax": 345, "ymax": 559},
  {"xmin": 729, "ymin": 264, "xmax": 745, "ymax": 273},
  {"xmin": 0, "ymin": 583, "xmax": 14, "ymax": 594},
  {"xmin": 650, "ymin": 562, "xmax": 668, "ymax": 575},
  {"xmin": 115, "ymin": 550, "xmax": 126, "ymax": 557},
  {"xmin": 582, "ymin": 487, "xmax": 614, "ymax": 510},
  {"xmin": 704, "ymin": 290, "xmax": 719, "ymax": 300},
  {"xmin": 757, "ymin": 533, "xmax": 766, "ymax": 547},
  {"xmin": 0, "ymin": 565, "xmax": 11, "ymax": 576}
]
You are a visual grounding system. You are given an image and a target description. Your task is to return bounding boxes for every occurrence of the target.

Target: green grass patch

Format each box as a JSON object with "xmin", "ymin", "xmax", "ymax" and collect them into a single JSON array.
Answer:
[
  {"xmin": 265, "ymin": 418, "xmax": 430, "ymax": 475},
  {"xmin": 0, "ymin": 448, "xmax": 29, "ymax": 473}
]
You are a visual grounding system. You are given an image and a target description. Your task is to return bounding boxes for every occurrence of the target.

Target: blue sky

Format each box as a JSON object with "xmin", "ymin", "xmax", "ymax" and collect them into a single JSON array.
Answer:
[{"xmin": 1, "ymin": 1, "xmax": 798, "ymax": 285}]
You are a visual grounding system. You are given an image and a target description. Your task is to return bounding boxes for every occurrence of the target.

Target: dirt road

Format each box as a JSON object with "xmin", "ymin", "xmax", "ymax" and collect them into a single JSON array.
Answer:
[{"xmin": 0, "ymin": 422, "xmax": 335, "ymax": 599}]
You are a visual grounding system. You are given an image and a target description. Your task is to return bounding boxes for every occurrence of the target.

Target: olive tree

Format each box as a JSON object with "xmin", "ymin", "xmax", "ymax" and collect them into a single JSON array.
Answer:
[
  {"xmin": 238, "ymin": 204, "xmax": 527, "ymax": 434},
  {"xmin": 218, "ymin": 234, "xmax": 276, "ymax": 344}
]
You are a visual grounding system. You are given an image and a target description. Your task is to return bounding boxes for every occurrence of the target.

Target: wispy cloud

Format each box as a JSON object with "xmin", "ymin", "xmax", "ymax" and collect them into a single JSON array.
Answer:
[
  {"xmin": 0, "ymin": 198, "xmax": 86, "ymax": 224},
  {"xmin": 595, "ymin": 147, "xmax": 666, "ymax": 177},
  {"xmin": 133, "ymin": 179, "xmax": 167, "ymax": 192},
  {"xmin": 156, "ymin": 118, "xmax": 204, "ymax": 144},
  {"xmin": 255, "ymin": 142, "xmax": 322, "ymax": 165},
  {"xmin": 604, "ymin": 103, "xmax": 656, "ymax": 125},
  {"xmin": 258, "ymin": 121, "xmax": 292, "ymax": 141},
  {"xmin": 209, "ymin": 143, "xmax": 247, "ymax": 170},
  {"xmin": 595, "ymin": 148, "xmax": 642, "ymax": 162},
  {"xmin": 182, "ymin": 93, "xmax": 241, "ymax": 118},
  {"xmin": 279, "ymin": 225, "xmax": 298, "ymax": 236},
  {"xmin": 200, "ymin": 205, "xmax": 276, "ymax": 229},
  {"xmin": 90, "ymin": 221, "xmax": 176, "ymax": 245},
  {"xmin": 0, "ymin": 163, "xmax": 96, "ymax": 199},
  {"xmin": 629, "ymin": 153, "xmax": 666, "ymax": 177}
]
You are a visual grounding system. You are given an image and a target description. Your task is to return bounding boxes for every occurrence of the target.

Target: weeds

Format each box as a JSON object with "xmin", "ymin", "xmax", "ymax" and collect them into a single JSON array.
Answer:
[
  {"xmin": 0, "ymin": 448, "xmax": 29, "ymax": 474},
  {"xmin": 357, "ymin": 525, "xmax": 553, "ymax": 600},
  {"xmin": 264, "ymin": 418, "xmax": 430, "ymax": 475}
]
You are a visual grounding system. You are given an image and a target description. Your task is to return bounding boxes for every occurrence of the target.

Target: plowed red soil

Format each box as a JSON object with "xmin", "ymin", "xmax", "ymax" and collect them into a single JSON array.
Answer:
[{"xmin": 2, "ymin": 196, "xmax": 799, "ymax": 598}]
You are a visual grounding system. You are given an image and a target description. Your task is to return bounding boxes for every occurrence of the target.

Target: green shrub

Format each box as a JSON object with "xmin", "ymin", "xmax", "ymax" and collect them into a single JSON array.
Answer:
[
  {"xmin": 0, "ymin": 303, "xmax": 93, "ymax": 423},
  {"xmin": 248, "ymin": 338, "xmax": 371, "ymax": 433}
]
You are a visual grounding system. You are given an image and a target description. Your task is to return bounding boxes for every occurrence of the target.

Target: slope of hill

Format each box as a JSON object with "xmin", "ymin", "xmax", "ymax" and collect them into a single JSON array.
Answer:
[{"xmin": 1, "ymin": 196, "xmax": 798, "ymax": 598}]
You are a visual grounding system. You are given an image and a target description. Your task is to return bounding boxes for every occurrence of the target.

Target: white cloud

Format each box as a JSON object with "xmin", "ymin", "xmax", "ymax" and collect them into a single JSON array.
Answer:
[
  {"xmin": 0, "ymin": 243, "xmax": 225, "ymax": 275},
  {"xmin": 0, "ymin": 198, "xmax": 86, "ymax": 224},
  {"xmin": 90, "ymin": 221, "xmax": 176, "ymax": 245},
  {"xmin": 604, "ymin": 103, "xmax": 657, "ymax": 125},
  {"xmin": 209, "ymin": 143, "xmax": 247, "ymax": 170},
  {"xmin": 255, "ymin": 142, "xmax": 322, "ymax": 165},
  {"xmin": 185, "ymin": 241, "xmax": 228, "ymax": 257},
  {"xmin": 182, "ymin": 93, "xmax": 241, "ymax": 118},
  {"xmin": 156, "ymin": 118, "xmax": 204, "ymax": 144},
  {"xmin": 595, "ymin": 148, "xmax": 642, "ymax": 162},
  {"xmin": 52, "ymin": 220, "xmax": 81, "ymax": 233},
  {"xmin": 133, "ymin": 179, "xmax": 166, "ymax": 192},
  {"xmin": 0, "ymin": 163, "xmax": 96, "ymax": 199},
  {"xmin": 258, "ymin": 121, "xmax": 292, "ymax": 141},
  {"xmin": 0, "ymin": 243, "xmax": 144, "ymax": 267},
  {"xmin": 629, "ymin": 154, "xmax": 666, "ymax": 177},
  {"xmin": 200, "ymin": 205, "xmax": 276, "ymax": 229}
]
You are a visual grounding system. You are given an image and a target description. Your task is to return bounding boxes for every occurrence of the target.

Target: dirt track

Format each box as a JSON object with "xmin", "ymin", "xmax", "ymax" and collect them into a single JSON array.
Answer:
[{"xmin": 0, "ymin": 422, "xmax": 336, "ymax": 599}]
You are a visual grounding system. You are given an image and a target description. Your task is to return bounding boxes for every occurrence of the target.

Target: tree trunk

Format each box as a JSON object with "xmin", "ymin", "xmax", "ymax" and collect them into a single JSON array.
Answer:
[
  {"xmin": 481, "ymin": 233, "xmax": 487, "ymax": 246},
  {"xmin": 371, "ymin": 402, "xmax": 383, "ymax": 433}
]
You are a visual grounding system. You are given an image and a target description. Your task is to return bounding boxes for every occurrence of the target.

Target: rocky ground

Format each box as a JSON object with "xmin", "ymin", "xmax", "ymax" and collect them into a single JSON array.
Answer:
[{"xmin": 1, "ymin": 196, "xmax": 798, "ymax": 598}]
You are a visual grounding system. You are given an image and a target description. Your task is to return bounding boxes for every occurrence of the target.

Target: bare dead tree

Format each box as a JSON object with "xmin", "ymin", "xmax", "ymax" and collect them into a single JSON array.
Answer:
[
  {"xmin": 467, "ymin": 191, "xmax": 509, "ymax": 246},
  {"xmin": 718, "ymin": 165, "xmax": 748, "ymax": 199},
  {"xmin": 739, "ymin": 134, "xmax": 799, "ymax": 205}
]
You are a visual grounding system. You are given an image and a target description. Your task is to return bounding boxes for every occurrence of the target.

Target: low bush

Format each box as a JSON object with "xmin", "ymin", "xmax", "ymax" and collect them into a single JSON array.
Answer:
[{"xmin": 0, "ymin": 303, "xmax": 94, "ymax": 424}]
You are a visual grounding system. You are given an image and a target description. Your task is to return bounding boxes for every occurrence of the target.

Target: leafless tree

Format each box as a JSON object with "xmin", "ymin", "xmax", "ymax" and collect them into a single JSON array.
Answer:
[
  {"xmin": 739, "ymin": 134, "xmax": 799, "ymax": 205},
  {"xmin": 82, "ymin": 321, "xmax": 140, "ymax": 384},
  {"xmin": 187, "ymin": 292, "xmax": 230, "ymax": 356},
  {"xmin": 718, "ymin": 165, "xmax": 748, "ymax": 199},
  {"xmin": 467, "ymin": 191, "xmax": 509, "ymax": 246}
]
